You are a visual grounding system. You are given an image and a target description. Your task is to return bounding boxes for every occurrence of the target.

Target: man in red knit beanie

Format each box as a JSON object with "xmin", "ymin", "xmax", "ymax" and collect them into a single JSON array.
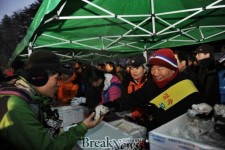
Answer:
[
  {"xmin": 147, "ymin": 48, "xmax": 178, "ymax": 88},
  {"xmin": 102, "ymin": 48, "xmax": 202, "ymax": 132},
  {"xmin": 148, "ymin": 48, "xmax": 178, "ymax": 70}
]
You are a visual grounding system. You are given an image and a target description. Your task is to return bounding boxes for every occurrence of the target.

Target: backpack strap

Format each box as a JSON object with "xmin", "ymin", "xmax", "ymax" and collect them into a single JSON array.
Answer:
[
  {"xmin": 0, "ymin": 96, "xmax": 10, "ymax": 120},
  {"xmin": 0, "ymin": 87, "xmax": 33, "ymax": 103},
  {"xmin": 0, "ymin": 87, "xmax": 34, "ymax": 122},
  {"xmin": 0, "ymin": 87, "xmax": 61, "ymax": 138}
]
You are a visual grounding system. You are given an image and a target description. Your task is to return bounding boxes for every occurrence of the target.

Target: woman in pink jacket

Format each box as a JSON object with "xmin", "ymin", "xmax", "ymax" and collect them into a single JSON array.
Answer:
[{"xmin": 71, "ymin": 66, "xmax": 122, "ymax": 108}]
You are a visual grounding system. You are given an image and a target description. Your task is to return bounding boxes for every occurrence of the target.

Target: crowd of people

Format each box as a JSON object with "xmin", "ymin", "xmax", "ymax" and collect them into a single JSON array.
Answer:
[{"xmin": 1, "ymin": 43, "xmax": 225, "ymax": 149}]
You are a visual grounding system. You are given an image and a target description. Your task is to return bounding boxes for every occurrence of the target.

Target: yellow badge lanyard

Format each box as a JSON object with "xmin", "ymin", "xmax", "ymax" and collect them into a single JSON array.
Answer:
[{"xmin": 150, "ymin": 79, "xmax": 198, "ymax": 110}]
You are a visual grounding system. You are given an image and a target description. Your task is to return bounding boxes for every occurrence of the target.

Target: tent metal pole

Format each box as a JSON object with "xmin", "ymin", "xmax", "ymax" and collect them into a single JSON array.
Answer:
[
  {"xmin": 80, "ymin": 57, "xmax": 96, "ymax": 61},
  {"xmin": 107, "ymin": 43, "xmax": 143, "ymax": 51},
  {"xmin": 156, "ymin": 16, "xmax": 198, "ymax": 41},
  {"xmin": 102, "ymin": 38, "xmax": 126, "ymax": 48},
  {"xmin": 170, "ymin": 40, "xmax": 196, "ymax": 42},
  {"xmin": 101, "ymin": 37, "xmax": 105, "ymax": 50},
  {"xmin": 74, "ymin": 51, "xmax": 83, "ymax": 57},
  {"xmin": 199, "ymin": 27, "xmax": 204, "ymax": 40},
  {"xmin": 166, "ymin": 28, "xmax": 197, "ymax": 42},
  {"xmin": 125, "ymin": 44, "xmax": 144, "ymax": 51},
  {"xmin": 156, "ymin": 0, "xmax": 225, "ymax": 16},
  {"xmin": 143, "ymin": 50, "xmax": 147, "ymax": 62},
  {"xmin": 95, "ymin": 53, "xmax": 118, "ymax": 58},
  {"xmin": 104, "ymin": 41, "xmax": 124, "ymax": 50},
  {"xmin": 44, "ymin": 17, "xmax": 55, "ymax": 24},
  {"xmin": 28, "ymin": 42, "xmax": 33, "ymax": 57},
  {"xmin": 101, "ymin": 35, "xmax": 151, "ymax": 38},
  {"xmin": 157, "ymin": 8, "xmax": 201, "ymax": 16},
  {"xmin": 57, "ymin": 1, "xmax": 67, "ymax": 16},
  {"xmin": 148, "ymin": 40, "xmax": 167, "ymax": 49},
  {"xmin": 59, "ymin": 15, "xmax": 114, "ymax": 20},
  {"xmin": 117, "ymin": 35, "xmax": 152, "ymax": 37},
  {"xmin": 19, "ymin": 0, "xmax": 225, "ymax": 63},
  {"xmin": 82, "ymin": 0, "xmax": 114, "ymax": 15},
  {"xmin": 181, "ymin": 27, "xmax": 197, "ymax": 31},
  {"xmin": 54, "ymin": 53, "xmax": 72, "ymax": 59},
  {"xmin": 71, "ymin": 41, "xmax": 100, "ymax": 50},
  {"xmin": 34, "ymin": 42, "xmax": 70, "ymax": 49},
  {"xmin": 105, "ymin": 16, "xmax": 152, "ymax": 49},
  {"xmin": 127, "ymin": 42, "xmax": 143, "ymax": 50},
  {"xmin": 151, "ymin": 0, "xmax": 156, "ymax": 34},
  {"xmin": 42, "ymin": 34, "xmax": 69, "ymax": 42},
  {"xmin": 44, "ymin": 1, "xmax": 67, "ymax": 24},
  {"xmin": 82, "ymin": 0, "xmax": 152, "ymax": 35},
  {"xmin": 206, "ymin": 0, "xmax": 225, "ymax": 9},
  {"xmin": 61, "ymin": 59, "xmax": 71, "ymax": 62},
  {"xmin": 73, "ymin": 37, "xmax": 99, "ymax": 42},
  {"xmin": 119, "ymin": 14, "xmax": 150, "ymax": 17},
  {"xmin": 73, "ymin": 35, "xmax": 144, "ymax": 51},
  {"xmin": 110, "ymin": 33, "xmax": 204, "ymax": 38},
  {"xmin": 20, "ymin": 54, "xmax": 28, "ymax": 57},
  {"xmin": 200, "ymin": 25, "xmax": 225, "ymax": 28},
  {"xmin": 207, "ymin": 5, "xmax": 225, "ymax": 9},
  {"xmin": 159, "ymin": 27, "xmax": 196, "ymax": 36},
  {"xmin": 80, "ymin": 54, "xmax": 95, "ymax": 58},
  {"xmin": 31, "ymin": 34, "xmax": 37, "ymax": 46},
  {"xmin": 205, "ymin": 30, "xmax": 225, "ymax": 40},
  {"xmin": 157, "ymin": 9, "xmax": 203, "ymax": 35},
  {"xmin": 118, "ymin": 17, "xmax": 153, "ymax": 34},
  {"xmin": 59, "ymin": 14, "xmax": 152, "ymax": 20}
]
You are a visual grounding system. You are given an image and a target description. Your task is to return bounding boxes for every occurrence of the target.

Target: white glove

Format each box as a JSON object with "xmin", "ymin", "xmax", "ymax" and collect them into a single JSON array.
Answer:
[
  {"xmin": 187, "ymin": 103, "xmax": 213, "ymax": 118},
  {"xmin": 192, "ymin": 103, "xmax": 212, "ymax": 115},
  {"xmin": 71, "ymin": 97, "xmax": 86, "ymax": 105},
  {"xmin": 94, "ymin": 105, "xmax": 109, "ymax": 120},
  {"xmin": 214, "ymin": 104, "xmax": 225, "ymax": 117}
]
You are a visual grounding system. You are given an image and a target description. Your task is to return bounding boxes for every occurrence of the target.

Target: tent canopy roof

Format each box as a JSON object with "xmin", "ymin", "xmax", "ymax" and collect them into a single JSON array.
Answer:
[{"xmin": 11, "ymin": 0, "xmax": 225, "ymax": 63}]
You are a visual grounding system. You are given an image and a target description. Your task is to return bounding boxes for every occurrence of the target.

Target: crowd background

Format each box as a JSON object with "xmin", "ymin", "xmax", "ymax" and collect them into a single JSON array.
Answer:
[
  {"xmin": 1, "ymin": 0, "xmax": 225, "ymax": 123},
  {"xmin": 1, "ymin": 0, "xmax": 225, "ymax": 149},
  {"xmin": 1, "ymin": 0, "xmax": 225, "ymax": 77}
]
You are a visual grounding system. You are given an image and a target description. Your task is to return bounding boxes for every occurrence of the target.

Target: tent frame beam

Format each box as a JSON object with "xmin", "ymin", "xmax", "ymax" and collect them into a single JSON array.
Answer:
[{"xmin": 18, "ymin": 0, "xmax": 225, "ymax": 63}]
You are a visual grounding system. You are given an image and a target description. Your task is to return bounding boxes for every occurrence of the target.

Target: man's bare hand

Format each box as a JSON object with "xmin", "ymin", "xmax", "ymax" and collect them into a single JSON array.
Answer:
[{"xmin": 82, "ymin": 112, "xmax": 103, "ymax": 129}]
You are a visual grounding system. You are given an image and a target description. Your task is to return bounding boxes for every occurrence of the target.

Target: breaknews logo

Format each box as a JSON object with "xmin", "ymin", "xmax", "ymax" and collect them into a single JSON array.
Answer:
[{"xmin": 80, "ymin": 136, "xmax": 143, "ymax": 149}]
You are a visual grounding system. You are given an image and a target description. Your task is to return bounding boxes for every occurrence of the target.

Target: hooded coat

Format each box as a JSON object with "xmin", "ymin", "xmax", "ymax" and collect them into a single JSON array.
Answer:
[
  {"xmin": 83, "ymin": 73, "xmax": 121, "ymax": 109},
  {"xmin": 197, "ymin": 58, "xmax": 220, "ymax": 106},
  {"xmin": 0, "ymin": 78, "xmax": 87, "ymax": 150}
]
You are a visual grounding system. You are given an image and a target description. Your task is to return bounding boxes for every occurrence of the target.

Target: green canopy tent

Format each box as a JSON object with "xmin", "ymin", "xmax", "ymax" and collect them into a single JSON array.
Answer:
[{"xmin": 11, "ymin": 0, "xmax": 225, "ymax": 64}]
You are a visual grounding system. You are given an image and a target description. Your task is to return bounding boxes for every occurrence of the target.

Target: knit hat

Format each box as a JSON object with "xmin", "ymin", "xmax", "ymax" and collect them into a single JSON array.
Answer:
[
  {"xmin": 147, "ymin": 48, "xmax": 178, "ymax": 70},
  {"xmin": 128, "ymin": 55, "xmax": 146, "ymax": 67},
  {"xmin": 28, "ymin": 50, "xmax": 72, "ymax": 75},
  {"xmin": 194, "ymin": 44, "xmax": 214, "ymax": 55}
]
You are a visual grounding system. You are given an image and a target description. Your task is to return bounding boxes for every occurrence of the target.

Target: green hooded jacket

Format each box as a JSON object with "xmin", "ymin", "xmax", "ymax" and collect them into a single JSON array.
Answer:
[{"xmin": 0, "ymin": 78, "xmax": 88, "ymax": 150}]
